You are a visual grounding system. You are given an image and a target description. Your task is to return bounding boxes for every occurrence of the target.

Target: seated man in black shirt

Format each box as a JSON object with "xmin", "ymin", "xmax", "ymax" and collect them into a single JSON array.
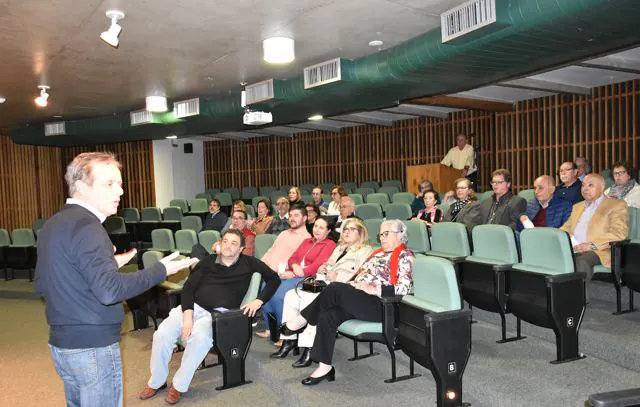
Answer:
[
  {"xmin": 139, "ymin": 229, "xmax": 280, "ymax": 404},
  {"xmin": 203, "ymin": 198, "xmax": 228, "ymax": 232}
]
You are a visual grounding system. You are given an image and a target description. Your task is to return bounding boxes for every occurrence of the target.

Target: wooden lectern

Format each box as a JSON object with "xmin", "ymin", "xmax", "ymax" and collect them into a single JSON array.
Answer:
[{"xmin": 406, "ymin": 164, "xmax": 463, "ymax": 194}]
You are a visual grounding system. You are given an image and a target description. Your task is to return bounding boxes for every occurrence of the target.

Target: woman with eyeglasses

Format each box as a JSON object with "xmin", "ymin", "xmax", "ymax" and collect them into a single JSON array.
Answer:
[
  {"xmin": 326, "ymin": 185, "xmax": 347, "ymax": 216},
  {"xmin": 413, "ymin": 190, "xmax": 443, "ymax": 228},
  {"xmin": 275, "ymin": 218, "xmax": 374, "ymax": 367},
  {"xmin": 443, "ymin": 178, "xmax": 480, "ymax": 231},
  {"xmin": 280, "ymin": 219, "xmax": 413, "ymax": 386},
  {"xmin": 251, "ymin": 199, "xmax": 274, "ymax": 235},
  {"xmin": 605, "ymin": 162, "xmax": 640, "ymax": 208}
]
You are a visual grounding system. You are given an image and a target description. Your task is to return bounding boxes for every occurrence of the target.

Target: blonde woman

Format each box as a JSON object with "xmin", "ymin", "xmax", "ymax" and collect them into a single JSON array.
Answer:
[
  {"xmin": 275, "ymin": 218, "xmax": 374, "ymax": 368},
  {"xmin": 288, "ymin": 186, "xmax": 303, "ymax": 206}
]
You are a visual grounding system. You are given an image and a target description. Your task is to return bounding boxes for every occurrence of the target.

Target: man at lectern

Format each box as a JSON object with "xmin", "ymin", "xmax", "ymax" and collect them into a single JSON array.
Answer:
[{"xmin": 441, "ymin": 133, "xmax": 478, "ymax": 187}]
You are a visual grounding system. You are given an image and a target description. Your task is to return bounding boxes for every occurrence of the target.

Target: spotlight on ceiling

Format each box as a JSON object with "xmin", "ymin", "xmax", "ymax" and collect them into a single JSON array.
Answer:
[
  {"xmin": 263, "ymin": 37, "xmax": 295, "ymax": 64},
  {"xmin": 146, "ymin": 96, "xmax": 168, "ymax": 112},
  {"xmin": 100, "ymin": 10, "xmax": 125, "ymax": 48},
  {"xmin": 166, "ymin": 135, "xmax": 178, "ymax": 139},
  {"xmin": 308, "ymin": 115, "xmax": 323, "ymax": 121},
  {"xmin": 35, "ymin": 86, "xmax": 50, "ymax": 107},
  {"xmin": 0, "ymin": 96, "xmax": 6, "ymax": 104}
]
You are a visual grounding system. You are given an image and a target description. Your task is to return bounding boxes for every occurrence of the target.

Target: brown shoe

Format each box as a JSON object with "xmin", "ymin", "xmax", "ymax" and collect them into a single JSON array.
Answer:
[
  {"xmin": 138, "ymin": 383, "xmax": 167, "ymax": 400},
  {"xmin": 255, "ymin": 330, "xmax": 270, "ymax": 338},
  {"xmin": 164, "ymin": 385, "xmax": 182, "ymax": 405}
]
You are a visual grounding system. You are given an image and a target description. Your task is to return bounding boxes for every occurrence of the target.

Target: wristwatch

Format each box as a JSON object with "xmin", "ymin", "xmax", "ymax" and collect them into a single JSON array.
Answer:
[{"xmin": 590, "ymin": 242, "xmax": 598, "ymax": 251}]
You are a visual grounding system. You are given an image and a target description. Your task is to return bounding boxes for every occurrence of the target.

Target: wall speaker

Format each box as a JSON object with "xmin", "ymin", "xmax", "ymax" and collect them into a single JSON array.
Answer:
[{"xmin": 184, "ymin": 143, "xmax": 193, "ymax": 154}]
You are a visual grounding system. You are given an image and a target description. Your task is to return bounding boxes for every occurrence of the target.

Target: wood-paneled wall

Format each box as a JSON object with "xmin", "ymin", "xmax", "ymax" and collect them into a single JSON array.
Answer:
[
  {"xmin": 205, "ymin": 80, "xmax": 640, "ymax": 193},
  {"xmin": 62, "ymin": 141, "xmax": 156, "ymax": 211},
  {"xmin": 0, "ymin": 137, "xmax": 65, "ymax": 231}
]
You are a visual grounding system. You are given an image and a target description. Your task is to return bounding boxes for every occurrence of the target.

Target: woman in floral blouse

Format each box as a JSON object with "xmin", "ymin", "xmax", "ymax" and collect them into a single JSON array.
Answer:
[{"xmin": 279, "ymin": 219, "xmax": 414, "ymax": 386}]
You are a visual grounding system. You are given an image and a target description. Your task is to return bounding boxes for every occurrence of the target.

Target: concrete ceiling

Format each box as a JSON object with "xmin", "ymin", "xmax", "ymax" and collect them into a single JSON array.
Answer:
[{"xmin": 0, "ymin": 0, "xmax": 457, "ymax": 131}]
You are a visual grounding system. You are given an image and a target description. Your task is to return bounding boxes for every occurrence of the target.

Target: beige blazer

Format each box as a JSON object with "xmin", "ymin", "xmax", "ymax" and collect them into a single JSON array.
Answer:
[
  {"xmin": 320, "ymin": 245, "xmax": 375, "ymax": 283},
  {"xmin": 560, "ymin": 196, "xmax": 629, "ymax": 266}
]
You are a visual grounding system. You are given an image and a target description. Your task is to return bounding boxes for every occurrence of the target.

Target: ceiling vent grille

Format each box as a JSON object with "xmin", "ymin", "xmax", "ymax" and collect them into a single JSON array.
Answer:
[
  {"xmin": 246, "ymin": 79, "xmax": 275, "ymax": 105},
  {"xmin": 130, "ymin": 109, "xmax": 153, "ymax": 126},
  {"xmin": 44, "ymin": 121, "xmax": 65, "ymax": 136},
  {"xmin": 173, "ymin": 98, "xmax": 200, "ymax": 118},
  {"xmin": 304, "ymin": 58, "xmax": 342, "ymax": 89},
  {"xmin": 441, "ymin": 0, "xmax": 496, "ymax": 43}
]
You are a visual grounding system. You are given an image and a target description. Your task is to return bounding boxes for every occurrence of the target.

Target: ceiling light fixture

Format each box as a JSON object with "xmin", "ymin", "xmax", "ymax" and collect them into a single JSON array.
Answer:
[
  {"xmin": 368, "ymin": 40, "xmax": 384, "ymax": 47},
  {"xmin": 166, "ymin": 135, "xmax": 178, "ymax": 139},
  {"xmin": 100, "ymin": 10, "xmax": 125, "ymax": 48},
  {"xmin": 35, "ymin": 86, "xmax": 50, "ymax": 107},
  {"xmin": 146, "ymin": 96, "xmax": 168, "ymax": 112},
  {"xmin": 0, "ymin": 96, "xmax": 6, "ymax": 104},
  {"xmin": 308, "ymin": 115, "xmax": 323, "ymax": 121},
  {"xmin": 263, "ymin": 37, "xmax": 295, "ymax": 64}
]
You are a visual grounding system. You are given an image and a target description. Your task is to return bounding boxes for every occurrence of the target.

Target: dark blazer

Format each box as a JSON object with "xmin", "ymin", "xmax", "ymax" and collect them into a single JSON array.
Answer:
[
  {"xmin": 478, "ymin": 191, "xmax": 527, "ymax": 230},
  {"xmin": 203, "ymin": 211, "xmax": 228, "ymax": 232},
  {"xmin": 35, "ymin": 204, "xmax": 167, "ymax": 349},
  {"xmin": 444, "ymin": 201, "xmax": 481, "ymax": 232}
]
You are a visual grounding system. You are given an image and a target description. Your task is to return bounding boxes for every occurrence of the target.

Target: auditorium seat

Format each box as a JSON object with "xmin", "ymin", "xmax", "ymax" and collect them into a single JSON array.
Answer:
[
  {"xmin": 175, "ymin": 230, "xmax": 198, "ymax": 255},
  {"xmin": 320, "ymin": 183, "xmax": 334, "ymax": 193},
  {"xmin": 364, "ymin": 219, "xmax": 383, "ymax": 245},
  {"xmin": 148, "ymin": 229, "xmax": 176, "ymax": 255},
  {"xmin": 205, "ymin": 188, "xmax": 221, "ymax": 197},
  {"xmin": 366, "ymin": 193, "xmax": 390, "ymax": 210},
  {"xmin": 214, "ymin": 192, "xmax": 233, "ymax": 215},
  {"xmin": 437, "ymin": 203, "xmax": 449, "ymax": 217},
  {"xmin": 355, "ymin": 203, "xmax": 383, "ymax": 220},
  {"xmin": 223, "ymin": 188, "xmax": 240, "ymax": 201},
  {"xmin": 138, "ymin": 208, "xmax": 162, "ymax": 245},
  {"xmin": 198, "ymin": 230, "xmax": 221, "ymax": 254},
  {"xmin": 342, "ymin": 182, "xmax": 357, "ymax": 192},
  {"xmin": 476, "ymin": 191, "xmax": 493, "ymax": 202},
  {"xmin": 517, "ymin": 188, "xmax": 535, "ymax": 202},
  {"xmin": 382, "ymin": 180, "xmax": 403, "ymax": 191},
  {"xmin": 241, "ymin": 186, "xmax": 259, "ymax": 202},
  {"xmin": 259, "ymin": 186, "xmax": 276, "ymax": 197},
  {"xmin": 508, "ymin": 228, "xmax": 586, "ymax": 363},
  {"xmin": 160, "ymin": 207, "xmax": 182, "ymax": 232},
  {"xmin": 0, "ymin": 228, "xmax": 10, "ymax": 280},
  {"xmin": 280, "ymin": 184, "xmax": 293, "ymax": 192},
  {"xmin": 6, "ymin": 228, "xmax": 37, "ymax": 281},
  {"xmin": 187, "ymin": 199, "xmax": 209, "ymax": 219},
  {"xmin": 245, "ymin": 205, "xmax": 256, "ymax": 218},
  {"xmin": 392, "ymin": 192, "xmax": 415, "ymax": 206},
  {"xmin": 121, "ymin": 207, "xmax": 140, "ymax": 245},
  {"xmin": 348, "ymin": 193, "xmax": 364, "ymax": 205},
  {"xmin": 32, "ymin": 218, "xmax": 46, "ymax": 238},
  {"xmin": 254, "ymin": 234, "xmax": 277, "ymax": 259},
  {"xmin": 402, "ymin": 220, "xmax": 431, "ymax": 256},
  {"xmin": 355, "ymin": 187, "xmax": 374, "ymax": 198},
  {"xmin": 300, "ymin": 194, "xmax": 312, "ymax": 204},
  {"xmin": 300, "ymin": 184, "xmax": 315, "ymax": 194},
  {"xmin": 427, "ymin": 222, "xmax": 471, "ymax": 262},
  {"xmin": 377, "ymin": 186, "xmax": 400, "ymax": 198},
  {"xmin": 360, "ymin": 181, "xmax": 379, "ymax": 191},
  {"xmin": 104, "ymin": 216, "xmax": 131, "ymax": 254},
  {"xmin": 384, "ymin": 203, "xmax": 412, "ymax": 220},
  {"xmin": 459, "ymin": 225, "xmax": 523, "ymax": 343},
  {"xmin": 181, "ymin": 216, "xmax": 203, "ymax": 233},
  {"xmin": 195, "ymin": 192, "xmax": 212, "ymax": 202},
  {"xmin": 269, "ymin": 191, "xmax": 283, "ymax": 205},
  {"xmin": 169, "ymin": 199, "xmax": 189, "ymax": 214}
]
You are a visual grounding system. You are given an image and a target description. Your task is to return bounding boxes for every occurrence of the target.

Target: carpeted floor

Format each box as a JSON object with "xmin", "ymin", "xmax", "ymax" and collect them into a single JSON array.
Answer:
[{"xmin": 1, "ymin": 278, "xmax": 639, "ymax": 407}]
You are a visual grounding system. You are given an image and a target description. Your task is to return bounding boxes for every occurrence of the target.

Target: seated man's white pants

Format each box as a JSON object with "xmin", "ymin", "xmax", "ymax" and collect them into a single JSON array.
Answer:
[
  {"xmin": 148, "ymin": 303, "xmax": 213, "ymax": 393},
  {"xmin": 281, "ymin": 288, "xmax": 319, "ymax": 348}
]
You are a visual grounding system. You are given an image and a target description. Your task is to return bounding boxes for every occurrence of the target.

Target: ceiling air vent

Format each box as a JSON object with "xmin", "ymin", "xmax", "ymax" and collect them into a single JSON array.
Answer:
[
  {"xmin": 304, "ymin": 58, "xmax": 345, "ymax": 89},
  {"xmin": 441, "ymin": 0, "xmax": 501, "ymax": 44},
  {"xmin": 173, "ymin": 98, "xmax": 200, "ymax": 118},
  {"xmin": 44, "ymin": 121, "xmax": 65, "ymax": 136},
  {"xmin": 130, "ymin": 109, "xmax": 153, "ymax": 126},
  {"xmin": 246, "ymin": 79, "xmax": 275, "ymax": 105}
]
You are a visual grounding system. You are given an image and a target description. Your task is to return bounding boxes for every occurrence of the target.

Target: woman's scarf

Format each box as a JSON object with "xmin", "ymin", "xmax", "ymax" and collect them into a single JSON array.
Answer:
[
  {"xmin": 450, "ymin": 199, "xmax": 470, "ymax": 220},
  {"xmin": 610, "ymin": 179, "xmax": 637, "ymax": 200},
  {"xmin": 363, "ymin": 243, "xmax": 407, "ymax": 285}
]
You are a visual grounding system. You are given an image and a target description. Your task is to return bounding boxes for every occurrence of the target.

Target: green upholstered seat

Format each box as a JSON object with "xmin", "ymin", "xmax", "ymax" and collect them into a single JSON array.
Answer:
[
  {"xmin": 175, "ymin": 230, "xmax": 198, "ymax": 255},
  {"xmin": 384, "ymin": 203, "xmax": 412, "ymax": 220},
  {"xmin": 402, "ymin": 220, "xmax": 431, "ymax": 255},
  {"xmin": 181, "ymin": 216, "xmax": 203, "ymax": 233},
  {"xmin": 198, "ymin": 230, "xmax": 221, "ymax": 254},
  {"xmin": 187, "ymin": 199, "xmax": 208, "ymax": 214},
  {"xmin": 149, "ymin": 228, "xmax": 176, "ymax": 252},
  {"xmin": 517, "ymin": 188, "xmax": 535, "ymax": 202},
  {"xmin": 141, "ymin": 207, "xmax": 162, "ymax": 222},
  {"xmin": 223, "ymin": 188, "xmax": 240, "ymax": 201},
  {"xmin": 259, "ymin": 186, "xmax": 276, "ymax": 197},
  {"xmin": 402, "ymin": 256, "xmax": 461, "ymax": 313},
  {"xmin": 382, "ymin": 180, "xmax": 403, "ymax": 191},
  {"xmin": 162, "ymin": 206, "xmax": 183, "ymax": 221},
  {"xmin": 169, "ymin": 199, "xmax": 189, "ymax": 214},
  {"xmin": 356, "ymin": 203, "xmax": 383, "ymax": 220},
  {"xmin": 348, "ymin": 193, "xmax": 364, "ymax": 205},
  {"xmin": 378, "ymin": 186, "xmax": 400, "ymax": 198},
  {"xmin": 214, "ymin": 193, "xmax": 233, "ymax": 207},
  {"xmin": 242, "ymin": 186, "xmax": 259, "ymax": 200},
  {"xmin": 122, "ymin": 207, "xmax": 140, "ymax": 222},
  {"xmin": 364, "ymin": 219, "xmax": 384, "ymax": 244},
  {"xmin": 254, "ymin": 234, "xmax": 277, "ymax": 259},
  {"xmin": 427, "ymin": 222, "xmax": 470, "ymax": 260},
  {"xmin": 360, "ymin": 181, "xmax": 380, "ymax": 191},
  {"xmin": 392, "ymin": 192, "xmax": 415, "ymax": 206},
  {"xmin": 512, "ymin": 228, "xmax": 574, "ymax": 275}
]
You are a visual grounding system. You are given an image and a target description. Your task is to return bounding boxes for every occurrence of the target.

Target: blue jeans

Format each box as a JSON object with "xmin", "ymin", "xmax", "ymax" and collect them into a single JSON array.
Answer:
[
  {"xmin": 48, "ymin": 342, "xmax": 123, "ymax": 407},
  {"xmin": 262, "ymin": 278, "xmax": 303, "ymax": 329}
]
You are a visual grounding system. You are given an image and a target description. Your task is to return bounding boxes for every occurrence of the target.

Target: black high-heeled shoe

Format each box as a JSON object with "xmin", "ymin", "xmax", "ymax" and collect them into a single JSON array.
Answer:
[
  {"xmin": 292, "ymin": 347, "xmax": 313, "ymax": 368},
  {"xmin": 269, "ymin": 339, "xmax": 299, "ymax": 358},
  {"xmin": 301, "ymin": 367, "xmax": 335, "ymax": 385},
  {"xmin": 279, "ymin": 322, "xmax": 308, "ymax": 336}
]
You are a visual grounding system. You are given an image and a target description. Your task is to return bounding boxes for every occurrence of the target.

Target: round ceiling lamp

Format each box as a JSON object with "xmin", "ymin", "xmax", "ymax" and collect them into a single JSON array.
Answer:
[
  {"xmin": 35, "ymin": 85, "xmax": 50, "ymax": 107},
  {"xmin": 263, "ymin": 37, "xmax": 295, "ymax": 64},
  {"xmin": 146, "ymin": 96, "xmax": 168, "ymax": 112}
]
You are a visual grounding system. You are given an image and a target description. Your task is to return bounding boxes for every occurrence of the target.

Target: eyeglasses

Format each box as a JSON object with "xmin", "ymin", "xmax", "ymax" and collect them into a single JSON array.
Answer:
[
  {"xmin": 231, "ymin": 216, "xmax": 245, "ymax": 221},
  {"xmin": 277, "ymin": 202, "xmax": 288, "ymax": 206},
  {"xmin": 490, "ymin": 180, "xmax": 506, "ymax": 185},
  {"xmin": 377, "ymin": 230, "xmax": 398, "ymax": 240},
  {"xmin": 558, "ymin": 168, "xmax": 575, "ymax": 173},
  {"xmin": 339, "ymin": 204, "xmax": 352, "ymax": 208},
  {"xmin": 613, "ymin": 171, "xmax": 628, "ymax": 176},
  {"xmin": 456, "ymin": 186, "xmax": 469, "ymax": 190},
  {"xmin": 343, "ymin": 226, "xmax": 359, "ymax": 233}
]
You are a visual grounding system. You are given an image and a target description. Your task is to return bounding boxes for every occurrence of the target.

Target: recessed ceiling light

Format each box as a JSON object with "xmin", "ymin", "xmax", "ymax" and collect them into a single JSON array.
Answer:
[
  {"xmin": 0, "ymin": 96, "xmax": 5, "ymax": 104},
  {"xmin": 308, "ymin": 115, "xmax": 323, "ymax": 121},
  {"xmin": 146, "ymin": 96, "xmax": 168, "ymax": 112},
  {"xmin": 368, "ymin": 40, "xmax": 384, "ymax": 47},
  {"xmin": 166, "ymin": 135, "xmax": 178, "ymax": 139},
  {"xmin": 263, "ymin": 37, "xmax": 295, "ymax": 64},
  {"xmin": 101, "ymin": 10, "xmax": 125, "ymax": 48},
  {"xmin": 53, "ymin": 115, "xmax": 62, "ymax": 118}
]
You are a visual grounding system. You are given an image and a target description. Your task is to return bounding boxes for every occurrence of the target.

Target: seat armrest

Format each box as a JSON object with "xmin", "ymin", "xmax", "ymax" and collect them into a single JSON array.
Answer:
[
  {"xmin": 424, "ymin": 308, "xmax": 472, "ymax": 324},
  {"xmin": 545, "ymin": 272, "xmax": 587, "ymax": 284},
  {"xmin": 610, "ymin": 239, "xmax": 630, "ymax": 248},
  {"xmin": 380, "ymin": 295, "xmax": 403, "ymax": 304},
  {"xmin": 492, "ymin": 264, "xmax": 512, "ymax": 272},
  {"xmin": 448, "ymin": 256, "xmax": 467, "ymax": 264}
]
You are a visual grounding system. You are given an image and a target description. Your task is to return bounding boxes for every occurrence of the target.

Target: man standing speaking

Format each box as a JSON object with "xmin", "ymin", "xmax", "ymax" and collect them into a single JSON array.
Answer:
[
  {"xmin": 36, "ymin": 152, "xmax": 197, "ymax": 407},
  {"xmin": 441, "ymin": 133, "xmax": 478, "ymax": 186}
]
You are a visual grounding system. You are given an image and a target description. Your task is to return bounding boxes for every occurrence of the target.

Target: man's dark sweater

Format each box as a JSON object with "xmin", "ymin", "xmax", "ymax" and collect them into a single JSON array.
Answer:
[
  {"xmin": 35, "ymin": 204, "xmax": 167, "ymax": 349},
  {"xmin": 203, "ymin": 211, "xmax": 228, "ymax": 232},
  {"xmin": 181, "ymin": 253, "xmax": 280, "ymax": 312}
]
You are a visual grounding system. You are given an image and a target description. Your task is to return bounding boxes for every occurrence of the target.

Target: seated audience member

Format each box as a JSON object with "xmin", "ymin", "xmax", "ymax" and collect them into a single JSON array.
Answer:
[
  {"xmin": 255, "ymin": 204, "xmax": 311, "ymax": 338},
  {"xmin": 443, "ymin": 178, "xmax": 480, "ymax": 232},
  {"xmin": 478, "ymin": 169, "xmax": 527, "ymax": 230},
  {"xmin": 230, "ymin": 210, "xmax": 255, "ymax": 256},
  {"xmin": 281, "ymin": 219, "xmax": 413, "ymax": 386},
  {"xmin": 139, "ymin": 229, "xmax": 280, "ymax": 404},
  {"xmin": 518, "ymin": 175, "xmax": 572, "ymax": 230},
  {"xmin": 327, "ymin": 185, "xmax": 348, "ymax": 216},
  {"xmin": 260, "ymin": 216, "xmax": 335, "ymax": 343},
  {"xmin": 221, "ymin": 200, "xmax": 253, "ymax": 234},
  {"xmin": 312, "ymin": 186, "xmax": 330, "ymax": 214},
  {"xmin": 251, "ymin": 199, "xmax": 273, "ymax": 235},
  {"xmin": 413, "ymin": 190, "xmax": 443, "ymax": 228},
  {"xmin": 267, "ymin": 197, "xmax": 290, "ymax": 235},
  {"xmin": 203, "ymin": 198, "xmax": 228, "ymax": 232},
  {"xmin": 278, "ymin": 218, "xmax": 374, "ymax": 367},
  {"xmin": 411, "ymin": 180, "xmax": 436, "ymax": 216},
  {"xmin": 554, "ymin": 161, "xmax": 584, "ymax": 204},
  {"xmin": 330, "ymin": 196, "xmax": 357, "ymax": 242},
  {"xmin": 605, "ymin": 162, "xmax": 640, "ymax": 208},
  {"xmin": 305, "ymin": 203, "xmax": 319, "ymax": 234},
  {"xmin": 561, "ymin": 174, "xmax": 628, "ymax": 296},
  {"xmin": 288, "ymin": 186, "xmax": 304, "ymax": 206},
  {"xmin": 575, "ymin": 156, "xmax": 591, "ymax": 182}
]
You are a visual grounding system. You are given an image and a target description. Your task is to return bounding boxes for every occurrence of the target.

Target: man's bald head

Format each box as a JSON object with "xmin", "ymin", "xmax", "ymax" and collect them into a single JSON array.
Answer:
[
  {"xmin": 581, "ymin": 174, "xmax": 605, "ymax": 203},
  {"xmin": 533, "ymin": 175, "xmax": 556, "ymax": 204}
]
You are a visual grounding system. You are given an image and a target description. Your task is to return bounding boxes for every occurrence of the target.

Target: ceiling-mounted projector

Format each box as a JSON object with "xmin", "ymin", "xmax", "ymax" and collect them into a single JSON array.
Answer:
[{"xmin": 244, "ymin": 111, "xmax": 272, "ymax": 125}]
